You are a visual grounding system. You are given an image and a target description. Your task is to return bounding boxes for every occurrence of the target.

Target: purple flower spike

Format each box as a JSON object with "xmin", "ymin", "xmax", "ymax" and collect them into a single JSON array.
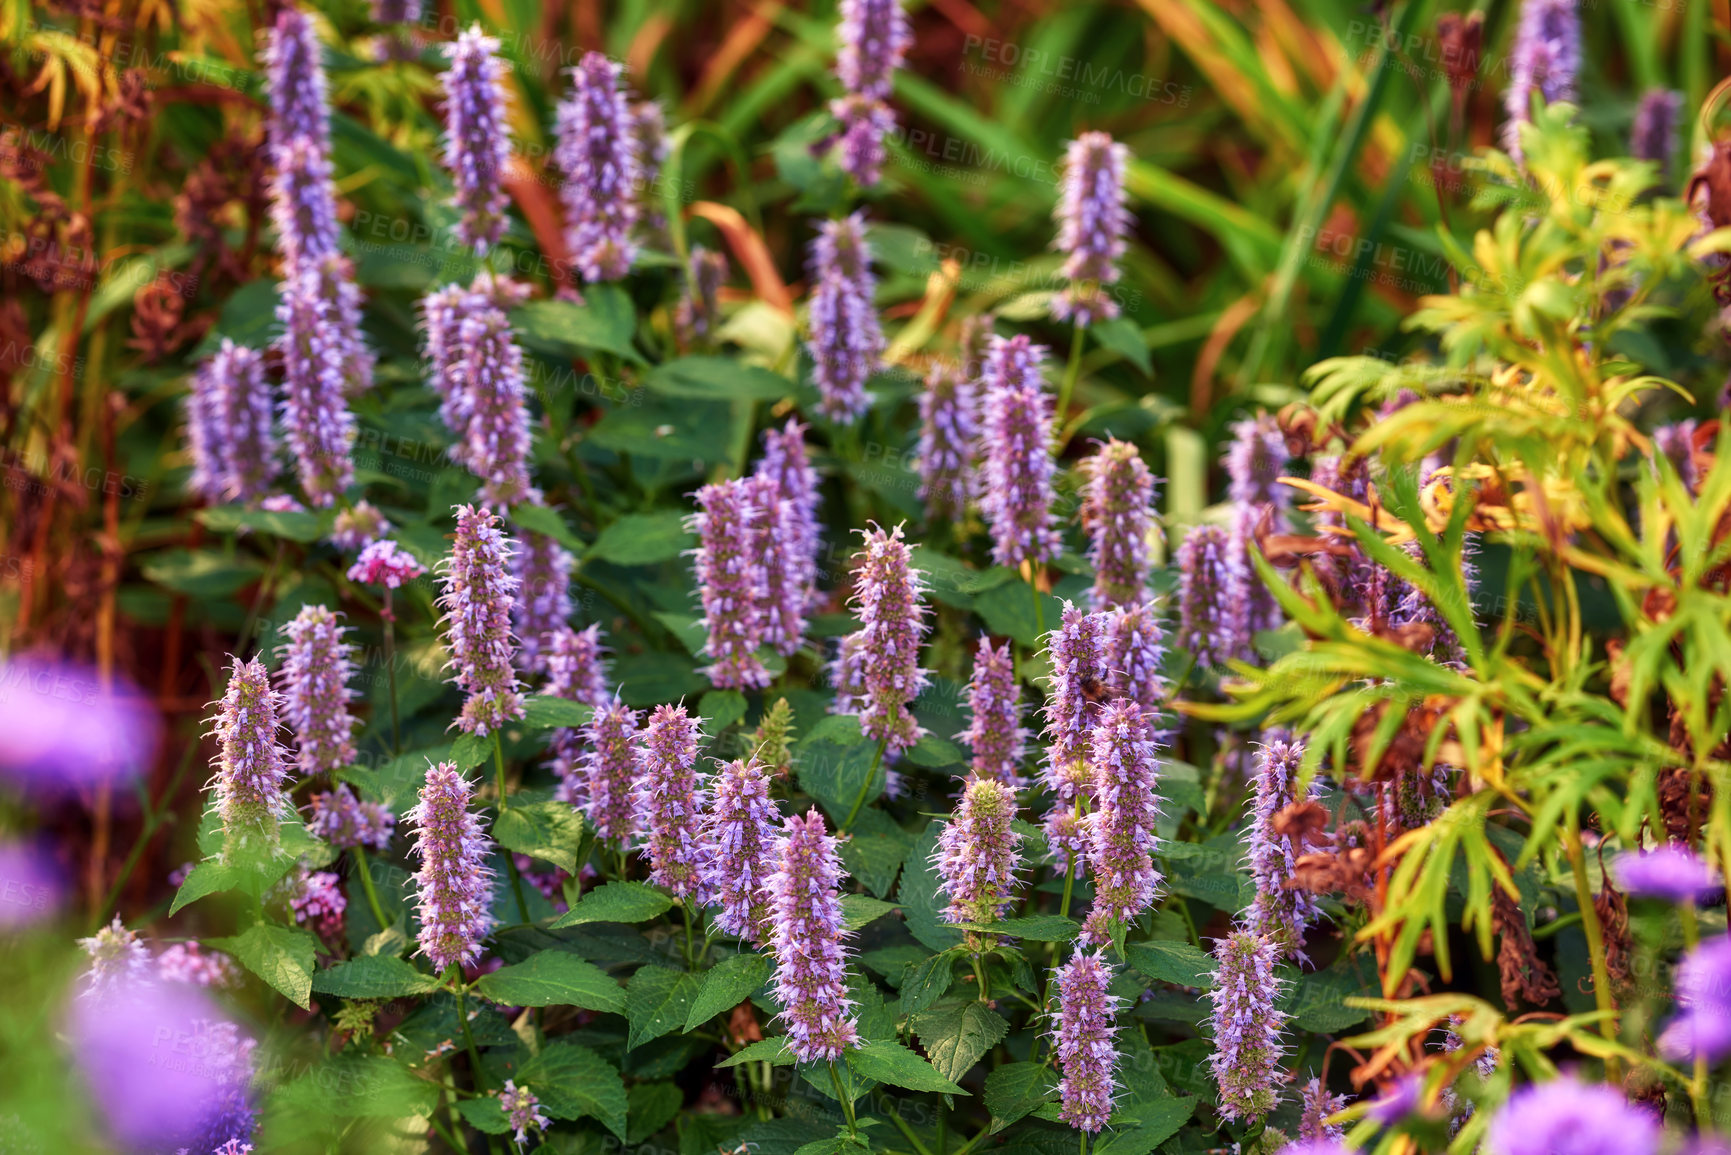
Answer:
[
  {"xmin": 1659, "ymin": 934, "xmax": 1731, "ymax": 1064},
  {"xmin": 1080, "ymin": 701, "xmax": 1163, "ymax": 946},
  {"xmin": 157, "ymin": 941, "xmax": 240, "ymax": 989},
  {"xmin": 545, "ymin": 623, "xmax": 611, "ymax": 710},
  {"xmin": 1632, "ymin": 89, "xmax": 1683, "ymax": 178},
  {"xmin": 978, "ymin": 334, "xmax": 1060, "ymax": 567},
  {"xmin": 705, "ymin": 757, "xmax": 782, "ymax": 943},
  {"xmin": 1283, "ymin": 1143, "xmax": 1349, "ymax": 1155},
  {"xmin": 264, "ymin": 8, "xmax": 330, "ymax": 161},
  {"xmin": 754, "ymin": 419, "xmax": 822, "ymax": 613},
  {"xmin": 441, "ymin": 26, "xmax": 512, "ymax": 253},
  {"xmin": 267, "ymin": 125, "xmax": 339, "ymax": 273},
  {"xmin": 748, "ymin": 476, "xmax": 812, "ymax": 659},
  {"xmin": 439, "ymin": 504, "xmax": 525, "ymax": 736},
  {"xmin": 1043, "ymin": 802, "xmax": 1088, "ymax": 880},
  {"xmin": 1041, "ymin": 603, "xmax": 1107, "ymax": 794},
  {"xmin": 936, "ymin": 776, "xmax": 1022, "ymax": 928},
  {"xmin": 632, "ymin": 100, "xmax": 670, "ymax": 248},
  {"xmin": 208, "ymin": 656, "xmax": 292, "ymax": 863},
  {"xmin": 187, "ymin": 341, "xmax": 279, "ymax": 505},
  {"xmin": 1206, "ymin": 929, "xmax": 1287, "ymax": 1123},
  {"xmin": 1103, "ymin": 603, "xmax": 1166, "ymax": 711},
  {"xmin": 835, "ymin": 0, "xmax": 909, "ymax": 100},
  {"xmin": 1614, "ymin": 845, "xmax": 1721, "ymax": 903},
  {"xmin": 1052, "ymin": 132, "xmax": 1131, "ymax": 327},
  {"xmin": 498, "ymin": 1081, "xmax": 550, "ymax": 1146},
  {"xmin": 306, "ymin": 781, "xmax": 394, "ymax": 851},
  {"xmin": 330, "ymin": 500, "xmax": 392, "ymax": 551},
  {"xmin": 1502, "ymin": 0, "xmax": 1581, "ymax": 161},
  {"xmin": 510, "ymin": 529, "xmax": 574, "ymax": 673},
  {"xmin": 276, "ymin": 604, "xmax": 358, "ymax": 779},
  {"xmin": 677, "ymin": 244, "xmax": 728, "ymax": 341},
  {"xmin": 408, "ymin": 762, "xmax": 496, "ymax": 973},
  {"xmin": 79, "ymin": 916, "xmax": 153, "ymax": 1000},
  {"xmin": 1299, "ymin": 1076, "xmax": 1350, "ymax": 1141},
  {"xmin": 453, "ymin": 301, "xmax": 539, "ymax": 508},
  {"xmin": 806, "ymin": 212, "xmax": 884, "ymax": 424},
  {"xmin": 1226, "ymin": 414, "xmax": 1291, "ymax": 642},
  {"xmin": 1486, "ymin": 1076, "xmax": 1660, "ymax": 1155},
  {"xmin": 692, "ymin": 477, "xmax": 772, "ymax": 690},
  {"xmin": 833, "ymin": 523, "xmax": 930, "ymax": 759},
  {"xmin": 1246, "ymin": 737, "xmax": 1322, "ymax": 961},
  {"xmin": 1079, "ymin": 437, "xmax": 1157, "ymax": 609},
  {"xmin": 767, "ymin": 809, "xmax": 861, "ymax": 1063},
  {"xmin": 555, "ymin": 52, "xmax": 640, "ymax": 282},
  {"xmin": 575, "ymin": 696, "xmax": 639, "ymax": 844},
  {"xmin": 830, "ymin": 94, "xmax": 897, "ymax": 187},
  {"xmin": 288, "ymin": 865, "xmax": 347, "ymax": 940},
  {"xmin": 917, "ymin": 361, "xmax": 979, "ymax": 523},
  {"xmin": 278, "ymin": 261, "xmax": 360, "ymax": 506},
  {"xmin": 1051, "ymin": 949, "xmax": 1121, "ymax": 1132},
  {"xmin": 634, "ymin": 704, "xmax": 711, "ymax": 900},
  {"xmin": 957, "ymin": 637, "xmax": 1025, "ymax": 786},
  {"xmin": 347, "ymin": 539, "xmax": 427, "ymax": 589},
  {"xmin": 1176, "ymin": 524, "xmax": 1246, "ymax": 668},
  {"xmin": 0, "ymin": 656, "xmax": 161, "ymax": 794}
]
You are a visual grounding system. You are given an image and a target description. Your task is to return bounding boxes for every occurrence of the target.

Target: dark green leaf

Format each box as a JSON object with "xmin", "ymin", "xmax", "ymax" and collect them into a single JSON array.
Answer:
[
  {"xmin": 899, "ymin": 949, "xmax": 958, "ymax": 1017},
  {"xmin": 311, "ymin": 954, "xmax": 439, "ymax": 998},
  {"xmin": 956, "ymin": 915, "xmax": 1079, "ymax": 942},
  {"xmin": 522, "ymin": 1041, "xmax": 629, "ymax": 1140},
  {"xmin": 588, "ymin": 511, "xmax": 695, "ymax": 566},
  {"xmin": 271, "ymin": 1054, "xmax": 437, "ymax": 1119},
  {"xmin": 456, "ymin": 1098, "xmax": 513, "ymax": 1135},
  {"xmin": 196, "ymin": 505, "xmax": 327, "ymax": 543},
  {"xmin": 645, "ymin": 356, "xmax": 794, "ymax": 401},
  {"xmin": 141, "ymin": 549, "xmax": 266, "ymax": 598},
  {"xmin": 1124, "ymin": 940, "xmax": 1215, "ymax": 989},
  {"xmin": 698, "ymin": 689, "xmax": 749, "ymax": 732},
  {"xmin": 472, "ymin": 950, "xmax": 624, "ymax": 1012},
  {"xmin": 1100, "ymin": 1094, "xmax": 1195, "ymax": 1154},
  {"xmin": 718, "ymin": 1037, "xmax": 796, "ymax": 1067},
  {"xmin": 520, "ymin": 694, "xmax": 596, "ymax": 732},
  {"xmin": 513, "ymin": 290, "xmax": 638, "ymax": 361},
  {"xmin": 839, "ymin": 894, "xmax": 901, "ymax": 931},
  {"xmin": 984, "ymin": 1061, "xmax": 1053, "ymax": 1130},
  {"xmin": 838, "ymin": 808, "xmax": 915, "ymax": 899},
  {"xmin": 897, "ymin": 822, "xmax": 963, "ymax": 953},
  {"xmin": 510, "ymin": 502, "xmax": 588, "ymax": 554},
  {"xmin": 628, "ymin": 1082, "xmax": 686, "ymax": 1143},
  {"xmin": 846, "ymin": 1039, "xmax": 967, "ymax": 1095},
  {"xmin": 550, "ymin": 880, "xmax": 674, "ymax": 928},
  {"xmin": 493, "ymin": 800, "xmax": 586, "ymax": 875},
  {"xmin": 911, "ymin": 1001, "xmax": 1009, "ymax": 1083},
  {"xmin": 972, "ymin": 579, "xmax": 1063, "ymax": 649},
  {"xmin": 169, "ymin": 860, "xmax": 238, "ymax": 915},
  {"xmin": 1090, "ymin": 318, "xmax": 1153, "ymax": 377},
  {"xmin": 686, "ymin": 952, "xmax": 773, "ymax": 1031},
  {"xmin": 627, "ymin": 965, "xmax": 703, "ymax": 1049}
]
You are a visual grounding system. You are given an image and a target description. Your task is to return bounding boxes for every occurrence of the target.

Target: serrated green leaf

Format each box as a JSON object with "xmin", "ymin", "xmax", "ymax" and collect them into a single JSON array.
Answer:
[
  {"xmin": 510, "ymin": 503, "xmax": 587, "ymax": 554},
  {"xmin": 522, "ymin": 1041, "xmax": 629, "ymax": 1140},
  {"xmin": 457, "ymin": 1098, "xmax": 513, "ymax": 1135},
  {"xmin": 521, "ymin": 695, "xmax": 596, "ymax": 731},
  {"xmin": 955, "ymin": 915, "xmax": 1079, "ymax": 942},
  {"xmin": 838, "ymin": 809, "xmax": 915, "ymax": 899},
  {"xmin": 169, "ymin": 859, "xmax": 239, "ymax": 915},
  {"xmin": 513, "ymin": 290, "xmax": 638, "ymax": 361},
  {"xmin": 1100, "ymin": 1094, "xmax": 1195, "ymax": 1154},
  {"xmin": 1124, "ymin": 940, "xmax": 1215, "ymax": 990},
  {"xmin": 473, "ymin": 950, "xmax": 624, "ymax": 1012},
  {"xmin": 645, "ymin": 356, "xmax": 793, "ymax": 401},
  {"xmin": 210, "ymin": 922, "xmax": 316, "ymax": 1009},
  {"xmin": 846, "ymin": 1039, "xmax": 967, "ymax": 1095},
  {"xmin": 839, "ymin": 894, "xmax": 901, "ymax": 931},
  {"xmin": 627, "ymin": 1081, "xmax": 686, "ymax": 1143},
  {"xmin": 984, "ymin": 1061, "xmax": 1053, "ymax": 1131},
  {"xmin": 449, "ymin": 732, "xmax": 492, "ymax": 770},
  {"xmin": 718, "ymin": 1037, "xmax": 796, "ymax": 1067},
  {"xmin": 698, "ymin": 689, "xmax": 749, "ymax": 732},
  {"xmin": 898, "ymin": 822, "xmax": 963, "ymax": 953},
  {"xmin": 910, "ymin": 1001, "xmax": 1009, "ymax": 1083},
  {"xmin": 196, "ymin": 505, "xmax": 328, "ymax": 543},
  {"xmin": 627, "ymin": 965, "xmax": 704, "ymax": 1049},
  {"xmin": 685, "ymin": 952, "xmax": 773, "ymax": 1031},
  {"xmin": 550, "ymin": 880, "xmax": 674, "ymax": 928},
  {"xmin": 311, "ymin": 954, "xmax": 439, "ymax": 998},
  {"xmin": 493, "ymin": 800, "xmax": 586, "ymax": 875}
]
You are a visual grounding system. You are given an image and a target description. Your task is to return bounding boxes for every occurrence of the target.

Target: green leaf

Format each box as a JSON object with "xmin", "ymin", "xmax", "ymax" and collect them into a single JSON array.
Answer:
[
  {"xmin": 653, "ymin": 611, "xmax": 710, "ymax": 656},
  {"xmin": 513, "ymin": 290, "xmax": 639, "ymax": 361},
  {"xmin": 311, "ymin": 954, "xmax": 439, "ymax": 999},
  {"xmin": 493, "ymin": 800, "xmax": 587, "ymax": 875},
  {"xmin": 169, "ymin": 860, "xmax": 238, "ymax": 915},
  {"xmin": 456, "ymin": 1098, "xmax": 513, "ymax": 1135},
  {"xmin": 271, "ymin": 1054, "xmax": 437, "ymax": 1119},
  {"xmin": 699, "ymin": 689, "xmax": 749, "ymax": 732},
  {"xmin": 955, "ymin": 915, "xmax": 1079, "ymax": 942},
  {"xmin": 910, "ymin": 1001, "xmax": 1009, "ymax": 1083},
  {"xmin": 521, "ymin": 694, "xmax": 596, "ymax": 731},
  {"xmin": 449, "ymin": 732, "xmax": 492, "ymax": 771},
  {"xmin": 838, "ymin": 809, "xmax": 915, "ymax": 899},
  {"xmin": 473, "ymin": 950, "xmax": 625, "ymax": 1012},
  {"xmin": 140, "ymin": 549, "xmax": 266, "ymax": 598},
  {"xmin": 196, "ymin": 505, "xmax": 327, "ymax": 543},
  {"xmin": 839, "ymin": 894, "xmax": 901, "ymax": 931},
  {"xmin": 627, "ymin": 1082, "xmax": 685, "ymax": 1143},
  {"xmin": 846, "ymin": 1039, "xmax": 967, "ymax": 1095},
  {"xmin": 905, "ymin": 733, "xmax": 965, "ymax": 769},
  {"xmin": 796, "ymin": 717, "xmax": 882, "ymax": 819},
  {"xmin": 521, "ymin": 1041, "xmax": 629, "ymax": 1140},
  {"xmin": 510, "ymin": 502, "xmax": 588, "ymax": 554},
  {"xmin": 645, "ymin": 356, "xmax": 794, "ymax": 401},
  {"xmin": 983, "ymin": 1061, "xmax": 1053, "ymax": 1130},
  {"xmin": 550, "ymin": 880, "xmax": 675, "ymax": 928},
  {"xmin": 898, "ymin": 949, "xmax": 957, "ymax": 1017},
  {"xmin": 627, "ymin": 965, "xmax": 704, "ymax": 1049},
  {"xmin": 588, "ymin": 511, "xmax": 695, "ymax": 566},
  {"xmin": 1100, "ymin": 1094, "xmax": 1195, "ymax": 1154},
  {"xmin": 1286, "ymin": 963, "xmax": 1377, "ymax": 1032},
  {"xmin": 1124, "ymin": 940, "xmax": 1215, "ymax": 989},
  {"xmin": 686, "ymin": 952, "xmax": 773, "ymax": 1031},
  {"xmin": 717, "ymin": 1037, "xmax": 796, "ymax": 1067},
  {"xmin": 1090, "ymin": 318, "xmax": 1153, "ymax": 377},
  {"xmin": 210, "ymin": 922, "xmax": 316, "ymax": 1009},
  {"xmin": 972, "ymin": 579, "xmax": 1063, "ymax": 649},
  {"xmin": 897, "ymin": 822, "xmax": 964, "ymax": 953}
]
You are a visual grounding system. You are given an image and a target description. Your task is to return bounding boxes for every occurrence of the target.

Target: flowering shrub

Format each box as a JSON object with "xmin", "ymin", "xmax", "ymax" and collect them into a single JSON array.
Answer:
[{"xmin": 4, "ymin": 1, "xmax": 1731, "ymax": 1154}]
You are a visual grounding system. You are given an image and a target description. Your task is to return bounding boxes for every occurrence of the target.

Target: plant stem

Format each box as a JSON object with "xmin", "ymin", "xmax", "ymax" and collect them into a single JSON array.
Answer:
[
  {"xmin": 1055, "ymin": 320, "xmax": 1083, "ymax": 442},
  {"xmin": 492, "ymin": 732, "xmax": 510, "ymax": 810},
  {"xmin": 843, "ymin": 736, "xmax": 891, "ymax": 830},
  {"xmin": 1563, "ymin": 810, "xmax": 1618, "ymax": 1079},
  {"xmin": 971, "ymin": 954, "xmax": 991, "ymax": 1003},
  {"xmin": 886, "ymin": 1106, "xmax": 935, "ymax": 1155},
  {"xmin": 351, "ymin": 846, "xmax": 392, "ymax": 932},
  {"xmin": 1029, "ymin": 567, "xmax": 1046, "ymax": 639},
  {"xmin": 830, "ymin": 1062, "xmax": 859, "ymax": 1136},
  {"xmin": 95, "ymin": 741, "xmax": 196, "ymax": 929},
  {"xmin": 451, "ymin": 968, "xmax": 490, "ymax": 1096},
  {"xmin": 493, "ymin": 733, "xmax": 531, "ymax": 924}
]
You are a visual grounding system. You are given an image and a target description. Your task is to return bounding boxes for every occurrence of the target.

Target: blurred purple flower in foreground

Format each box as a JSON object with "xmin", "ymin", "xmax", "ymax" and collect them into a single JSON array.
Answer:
[
  {"xmin": 1613, "ymin": 845, "xmax": 1720, "ymax": 903},
  {"xmin": 0, "ymin": 655, "xmax": 160, "ymax": 794},
  {"xmin": 0, "ymin": 839, "xmax": 64, "ymax": 927}
]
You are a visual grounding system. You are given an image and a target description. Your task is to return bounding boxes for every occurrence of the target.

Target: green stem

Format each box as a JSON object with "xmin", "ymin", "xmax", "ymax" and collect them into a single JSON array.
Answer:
[
  {"xmin": 1055, "ymin": 321, "xmax": 1083, "ymax": 446},
  {"xmin": 886, "ymin": 1106, "xmax": 935, "ymax": 1155},
  {"xmin": 1681, "ymin": 901, "xmax": 1711, "ymax": 1123},
  {"xmin": 1029, "ymin": 568, "xmax": 1046, "ymax": 640},
  {"xmin": 451, "ymin": 969, "xmax": 490, "ymax": 1097},
  {"xmin": 493, "ymin": 733, "xmax": 531, "ymax": 924},
  {"xmin": 95, "ymin": 741, "xmax": 196, "ymax": 930},
  {"xmin": 351, "ymin": 846, "xmax": 392, "ymax": 933},
  {"xmin": 1563, "ymin": 811, "xmax": 1618, "ymax": 1080},
  {"xmin": 971, "ymin": 954, "xmax": 991, "ymax": 1004},
  {"xmin": 842, "ymin": 736, "xmax": 891, "ymax": 830},
  {"xmin": 830, "ymin": 1062, "xmax": 859, "ymax": 1136},
  {"xmin": 684, "ymin": 898, "xmax": 699, "ymax": 968},
  {"xmin": 492, "ymin": 732, "xmax": 510, "ymax": 810}
]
